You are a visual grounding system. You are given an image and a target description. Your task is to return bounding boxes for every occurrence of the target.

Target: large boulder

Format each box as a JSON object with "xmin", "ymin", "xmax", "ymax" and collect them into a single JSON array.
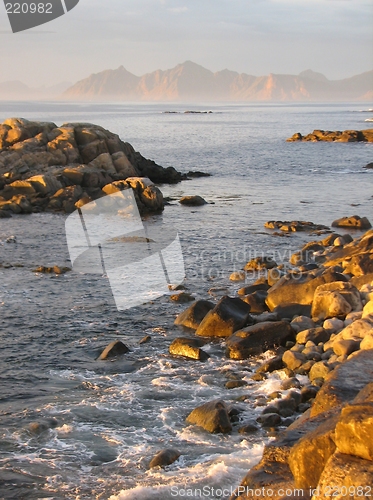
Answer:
[
  {"xmin": 332, "ymin": 215, "xmax": 371, "ymax": 230},
  {"xmin": 334, "ymin": 403, "xmax": 373, "ymax": 461},
  {"xmin": 186, "ymin": 400, "xmax": 232, "ymax": 433},
  {"xmin": 195, "ymin": 296, "xmax": 252, "ymax": 338},
  {"xmin": 266, "ymin": 270, "xmax": 347, "ymax": 311},
  {"xmin": 174, "ymin": 300, "xmax": 215, "ymax": 330},
  {"xmin": 226, "ymin": 321, "xmax": 294, "ymax": 359}
]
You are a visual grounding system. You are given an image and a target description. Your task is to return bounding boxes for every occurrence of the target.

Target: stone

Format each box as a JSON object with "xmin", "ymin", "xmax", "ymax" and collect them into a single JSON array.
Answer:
[
  {"xmin": 288, "ymin": 412, "xmax": 339, "ymax": 489},
  {"xmin": 334, "ymin": 403, "xmax": 373, "ymax": 461},
  {"xmin": 186, "ymin": 400, "xmax": 232, "ymax": 433},
  {"xmin": 195, "ymin": 296, "xmax": 252, "ymax": 338},
  {"xmin": 300, "ymin": 385, "xmax": 319, "ymax": 403},
  {"xmin": 311, "ymin": 290, "xmax": 352, "ymax": 322},
  {"xmin": 309, "ymin": 361, "xmax": 332, "ymax": 383},
  {"xmin": 282, "ymin": 350, "xmax": 307, "ymax": 371},
  {"xmin": 312, "ymin": 452, "xmax": 373, "ymax": 499},
  {"xmin": 332, "ymin": 339, "xmax": 360, "ymax": 357},
  {"xmin": 63, "ymin": 167, "xmax": 84, "ymax": 185},
  {"xmin": 28, "ymin": 174, "xmax": 62, "ymax": 195},
  {"xmin": 281, "ymin": 378, "xmax": 301, "ymax": 390},
  {"xmin": 273, "ymin": 304, "xmax": 312, "ymax": 319},
  {"xmin": 256, "ymin": 355, "xmax": 284, "ymax": 374},
  {"xmin": 323, "ymin": 318, "xmax": 345, "ymax": 332},
  {"xmin": 256, "ymin": 413, "xmax": 282, "ymax": 427},
  {"xmin": 241, "ymin": 291, "xmax": 268, "ymax": 314},
  {"xmin": 360, "ymin": 333, "xmax": 373, "ymax": 350},
  {"xmin": 226, "ymin": 380, "xmax": 247, "ymax": 389},
  {"xmin": 149, "ymin": 449, "xmax": 180, "ymax": 468},
  {"xmin": 296, "ymin": 327, "xmax": 331, "ymax": 345},
  {"xmin": 169, "ymin": 338, "xmax": 209, "ymax": 361},
  {"xmin": 97, "ymin": 340, "xmax": 129, "ymax": 360},
  {"xmin": 362, "ymin": 300, "xmax": 373, "ymax": 318},
  {"xmin": 332, "ymin": 215, "xmax": 372, "ymax": 230},
  {"xmin": 226, "ymin": 321, "xmax": 294, "ymax": 359},
  {"xmin": 266, "ymin": 270, "xmax": 347, "ymax": 310},
  {"xmin": 230, "ymin": 271, "xmax": 246, "ymax": 281},
  {"xmin": 310, "ymin": 349, "xmax": 373, "ymax": 417},
  {"xmin": 170, "ymin": 292, "xmax": 195, "ymax": 303},
  {"xmin": 179, "ymin": 195, "xmax": 207, "ymax": 206},
  {"xmin": 290, "ymin": 316, "xmax": 316, "ymax": 333},
  {"xmin": 174, "ymin": 300, "xmax": 215, "ymax": 330},
  {"xmin": 238, "ymin": 283, "xmax": 270, "ymax": 296},
  {"xmin": 244, "ymin": 256, "xmax": 277, "ymax": 271},
  {"xmin": 238, "ymin": 423, "xmax": 259, "ymax": 434},
  {"xmin": 339, "ymin": 316, "xmax": 373, "ymax": 340}
]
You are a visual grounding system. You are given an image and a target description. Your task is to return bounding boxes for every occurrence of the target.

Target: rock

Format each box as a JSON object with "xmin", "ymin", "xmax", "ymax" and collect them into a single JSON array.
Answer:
[
  {"xmin": 312, "ymin": 452, "xmax": 373, "ymax": 499},
  {"xmin": 256, "ymin": 355, "xmax": 284, "ymax": 374},
  {"xmin": 241, "ymin": 291, "xmax": 268, "ymax": 314},
  {"xmin": 264, "ymin": 220, "xmax": 329, "ymax": 233},
  {"xmin": 311, "ymin": 291, "xmax": 352, "ymax": 322},
  {"xmin": 362, "ymin": 300, "xmax": 373, "ymax": 318},
  {"xmin": 2, "ymin": 180, "xmax": 36, "ymax": 198},
  {"xmin": 238, "ymin": 283, "xmax": 270, "ymax": 296},
  {"xmin": 332, "ymin": 339, "xmax": 360, "ymax": 357},
  {"xmin": 238, "ymin": 423, "xmax": 259, "ymax": 434},
  {"xmin": 97, "ymin": 340, "xmax": 129, "ymax": 360},
  {"xmin": 360, "ymin": 333, "xmax": 373, "ymax": 350},
  {"xmin": 179, "ymin": 195, "xmax": 207, "ymax": 206},
  {"xmin": 296, "ymin": 327, "xmax": 331, "ymax": 345},
  {"xmin": 323, "ymin": 318, "xmax": 345, "ymax": 333},
  {"xmin": 310, "ymin": 349, "xmax": 373, "ymax": 417},
  {"xmin": 290, "ymin": 316, "xmax": 316, "ymax": 333},
  {"xmin": 364, "ymin": 162, "xmax": 373, "ymax": 169},
  {"xmin": 230, "ymin": 271, "xmax": 246, "ymax": 281},
  {"xmin": 139, "ymin": 335, "xmax": 151, "ymax": 344},
  {"xmin": 332, "ymin": 215, "xmax": 372, "ymax": 230},
  {"xmin": 244, "ymin": 256, "xmax": 277, "ymax": 271},
  {"xmin": 281, "ymin": 378, "xmax": 301, "ymax": 390},
  {"xmin": 335, "ymin": 403, "xmax": 373, "ymax": 461},
  {"xmin": 287, "ymin": 129, "xmax": 373, "ymax": 143},
  {"xmin": 256, "ymin": 413, "xmax": 282, "ymax": 427},
  {"xmin": 149, "ymin": 449, "xmax": 181, "ymax": 468},
  {"xmin": 282, "ymin": 350, "xmax": 307, "ymax": 371},
  {"xmin": 28, "ymin": 174, "xmax": 62, "ymax": 195},
  {"xmin": 226, "ymin": 321, "xmax": 294, "ymax": 359},
  {"xmin": 170, "ymin": 292, "xmax": 195, "ymax": 303},
  {"xmin": 186, "ymin": 400, "xmax": 232, "ymax": 433},
  {"xmin": 226, "ymin": 380, "xmax": 247, "ymax": 389},
  {"xmin": 339, "ymin": 316, "xmax": 373, "ymax": 340},
  {"xmin": 174, "ymin": 300, "xmax": 215, "ymax": 330},
  {"xmin": 169, "ymin": 337, "xmax": 209, "ymax": 361},
  {"xmin": 309, "ymin": 361, "xmax": 332, "ymax": 383},
  {"xmin": 195, "ymin": 296, "xmax": 252, "ymax": 338},
  {"xmin": 266, "ymin": 270, "xmax": 347, "ymax": 310},
  {"xmin": 273, "ymin": 303, "xmax": 312, "ymax": 319},
  {"xmin": 288, "ymin": 411, "xmax": 339, "ymax": 489},
  {"xmin": 300, "ymin": 385, "xmax": 319, "ymax": 403}
]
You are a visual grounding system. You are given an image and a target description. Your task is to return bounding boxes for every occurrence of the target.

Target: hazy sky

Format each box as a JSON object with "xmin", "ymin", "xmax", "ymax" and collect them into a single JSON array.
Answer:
[{"xmin": 1, "ymin": 0, "xmax": 372, "ymax": 87}]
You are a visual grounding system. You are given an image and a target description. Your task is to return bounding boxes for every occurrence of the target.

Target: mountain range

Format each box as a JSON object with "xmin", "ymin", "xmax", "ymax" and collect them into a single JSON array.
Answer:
[
  {"xmin": 1, "ymin": 62, "xmax": 372, "ymax": 101},
  {"xmin": 63, "ymin": 61, "xmax": 373, "ymax": 102}
]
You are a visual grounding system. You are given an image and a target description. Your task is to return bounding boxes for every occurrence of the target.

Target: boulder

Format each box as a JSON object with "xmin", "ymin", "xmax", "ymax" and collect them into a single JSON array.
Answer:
[
  {"xmin": 310, "ymin": 349, "xmax": 373, "ymax": 417},
  {"xmin": 241, "ymin": 291, "xmax": 268, "ymax": 313},
  {"xmin": 111, "ymin": 151, "xmax": 138, "ymax": 177},
  {"xmin": 174, "ymin": 300, "xmax": 215, "ymax": 329},
  {"xmin": 186, "ymin": 400, "xmax": 232, "ymax": 433},
  {"xmin": 244, "ymin": 256, "xmax": 277, "ymax": 271},
  {"xmin": 2, "ymin": 180, "xmax": 36, "ymax": 198},
  {"xmin": 290, "ymin": 316, "xmax": 316, "ymax": 333},
  {"xmin": 195, "ymin": 296, "xmax": 252, "ymax": 338},
  {"xmin": 282, "ymin": 350, "xmax": 307, "ymax": 371},
  {"xmin": 288, "ymin": 412, "xmax": 339, "ymax": 489},
  {"xmin": 312, "ymin": 452, "xmax": 373, "ymax": 498},
  {"xmin": 332, "ymin": 339, "xmax": 360, "ymax": 357},
  {"xmin": 28, "ymin": 174, "xmax": 62, "ymax": 195},
  {"xmin": 309, "ymin": 361, "xmax": 332, "ymax": 383},
  {"xmin": 179, "ymin": 195, "xmax": 207, "ymax": 206},
  {"xmin": 332, "ymin": 215, "xmax": 371, "ymax": 230},
  {"xmin": 97, "ymin": 340, "xmax": 129, "ymax": 360},
  {"xmin": 311, "ymin": 291, "xmax": 352, "ymax": 322},
  {"xmin": 266, "ymin": 270, "xmax": 347, "ymax": 310},
  {"xmin": 226, "ymin": 321, "xmax": 294, "ymax": 359},
  {"xmin": 149, "ymin": 449, "xmax": 180, "ymax": 469},
  {"xmin": 335, "ymin": 403, "xmax": 373, "ymax": 461},
  {"xmin": 296, "ymin": 327, "xmax": 330, "ymax": 345},
  {"xmin": 169, "ymin": 337, "xmax": 209, "ymax": 361}
]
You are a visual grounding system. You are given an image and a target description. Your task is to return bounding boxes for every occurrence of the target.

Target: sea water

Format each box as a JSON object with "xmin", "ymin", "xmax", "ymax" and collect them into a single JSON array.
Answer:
[{"xmin": 0, "ymin": 102, "xmax": 372, "ymax": 499}]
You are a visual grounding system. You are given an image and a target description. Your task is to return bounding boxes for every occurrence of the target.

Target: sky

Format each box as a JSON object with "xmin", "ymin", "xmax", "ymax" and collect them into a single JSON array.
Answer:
[{"xmin": 0, "ymin": 0, "xmax": 372, "ymax": 87}]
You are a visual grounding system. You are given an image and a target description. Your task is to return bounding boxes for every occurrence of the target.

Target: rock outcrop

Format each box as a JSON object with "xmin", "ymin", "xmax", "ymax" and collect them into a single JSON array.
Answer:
[
  {"xmin": 0, "ymin": 118, "xmax": 186, "ymax": 217},
  {"xmin": 286, "ymin": 129, "xmax": 373, "ymax": 142}
]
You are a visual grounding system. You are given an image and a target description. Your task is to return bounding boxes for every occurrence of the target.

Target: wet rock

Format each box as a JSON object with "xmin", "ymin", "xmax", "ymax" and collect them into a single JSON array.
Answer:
[
  {"xmin": 179, "ymin": 195, "xmax": 207, "ymax": 206},
  {"xmin": 186, "ymin": 400, "xmax": 232, "ymax": 433},
  {"xmin": 238, "ymin": 283, "xmax": 270, "ymax": 296},
  {"xmin": 300, "ymin": 385, "xmax": 319, "ymax": 403},
  {"xmin": 256, "ymin": 413, "xmax": 282, "ymax": 427},
  {"xmin": 264, "ymin": 220, "xmax": 329, "ymax": 233},
  {"xmin": 149, "ymin": 449, "xmax": 181, "ymax": 468},
  {"xmin": 174, "ymin": 299, "xmax": 215, "ymax": 329},
  {"xmin": 226, "ymin": 380, "xmax": 247, "ymax": 389},
  {"xmin": 230, "ymin": 271, "xmax": 246, "ymax": 281},
  {"xmin": 238, "ymin": 423, "xmax": 259, "ymax": 434},
  {"xmin": 241, "ymin": 291, "xmax": 268, "ymax": 313},
  {"xmin": 287, "ymin": 129, "xmax": 373, "ymax": 143},
  {"xmin": 170, "ymin": 292, "xmax": 195, "ymax": 303},
  {"xmin": 244, "ymin": 256, "xmax": 277, "ymax": 271},
  {"xmin": 139, "ymin": 335, "xmax": 151, "ymax": 344},
  {"xmin": 169, "ymin": 337, "xmax": 210, "ymax": 361},
  {"xmin": 332, "ymin": 215, "xmax": 371, "ymax": 230},
  {"xmin": 97, "ymin": 340, "xmax": 130, "ymax": 360},
  {"xmin": 195, "ymin": 296, "xmax": 252, "ymax": 338},
  {"xmin": 282, "ymin": 350, "xmax": 307, "ymax": 371},
  {"xmin": 281, "ymin": 378, "xmax": 301, "ymax": 390},
  {"xmin": 256, "ymin": 355, "xmax": 284, "ymax": 374},
  {"xmin": 226, "ymin": 321, "xmax": 294, "ymax": 359}
]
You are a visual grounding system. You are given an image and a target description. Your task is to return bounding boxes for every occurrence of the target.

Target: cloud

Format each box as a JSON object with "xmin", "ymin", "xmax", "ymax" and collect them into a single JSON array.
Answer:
[{"xmin": 167, "ymin": 7, "xmax": 188, "ymax": 13}]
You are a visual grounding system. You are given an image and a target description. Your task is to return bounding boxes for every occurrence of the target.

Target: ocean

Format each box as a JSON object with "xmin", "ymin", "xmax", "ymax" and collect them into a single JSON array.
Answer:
[{"xmin": 0, "ymin": 101, "xmax": 372, "ymax": 499}]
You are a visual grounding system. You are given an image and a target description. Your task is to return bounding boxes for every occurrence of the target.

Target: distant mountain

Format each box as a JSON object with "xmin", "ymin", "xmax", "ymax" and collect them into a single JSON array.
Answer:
[
  {"xmin": 0, "ymin": 80, "xmax": 72, "ymax": 100},
  {"xmin": 63, "ymin": 61, "xmax": 373, "ymax": 102}
]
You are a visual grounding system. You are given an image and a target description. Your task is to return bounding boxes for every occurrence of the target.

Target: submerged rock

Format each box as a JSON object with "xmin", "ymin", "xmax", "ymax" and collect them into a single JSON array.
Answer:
[
  {"xmin": 332, "ymin": 215, "xmax": 372, "ymax": 230},
  {"xmin": 179, "ymin": 195, "xmax": 208, "ymax": 206},
  {"xmin": 149, "ymin": 449, "xmax": 181, "ymax": 469},
  {"xmin": 97, "ymin": 340, "xmax": 130, "ymax": 360},
  {"xmin": 169, "ymin": 337, "xmax": 209, "ymax": 361},
  {"xmin": 186, "ymin": 400, "xmax": 232, "ymax": 433}
]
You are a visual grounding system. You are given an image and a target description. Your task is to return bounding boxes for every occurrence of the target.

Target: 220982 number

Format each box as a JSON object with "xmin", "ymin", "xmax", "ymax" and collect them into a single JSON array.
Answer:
[
  {"xmin": 5, "ymin": 3, "xmax": 53, "ymax": 14},
  {"xmin": 324, "ymin": 486, "xmax": 372, "ymax": 497}
]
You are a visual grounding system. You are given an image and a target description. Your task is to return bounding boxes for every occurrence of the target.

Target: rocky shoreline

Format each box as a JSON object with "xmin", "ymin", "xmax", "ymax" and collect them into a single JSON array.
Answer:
[
  {"xmin": 0, "ymin": 118, "xmax": 197, "ymax": 218},
  {"xmin": 166, "ymin": 222, "xmax": 373, "ymax": 498},
  {"xmin": 287, "ymin": 129, "xmax": 373, "ymax": 142}
]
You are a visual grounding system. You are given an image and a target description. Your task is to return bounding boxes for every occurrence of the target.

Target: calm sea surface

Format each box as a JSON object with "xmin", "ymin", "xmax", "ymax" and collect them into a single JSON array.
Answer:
[{"xmin": 0, "ymin": 102, "xmax": 372, "ymax": 499}]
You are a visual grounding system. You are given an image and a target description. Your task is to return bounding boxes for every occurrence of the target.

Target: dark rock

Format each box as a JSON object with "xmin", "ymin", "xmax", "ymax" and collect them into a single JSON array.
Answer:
[
  {"xmin": 195, "ymin": 296, "xmax": 252, "ymax": 338},
  {"xmin": 256, "ymin": 413, "xmax": 282, "ymax": 427},
  {"xmin": 300, "ymin": 385, "xmax": 319, "ymax": 403},
  {"xmin": 287, "ymin": 129, "xmax": 373, "ymax": 143},
  {"xmin": 186, "ymin": 400, "xmax": 232, "ymax": 433},
  {"xmin": 244, "ymin": 256, "xmax": 277, "ymax": 271},
  {"xmin": 296, "ymin": 327, "xmax": 331, "ymax": 345},
  {"xmin": 238, "ymin": 423, "xmax": 259, "ymax": 434},
  {"xmin": 226, "ymin": 321, "xmax": 294, "ymax": 359},
  {"xmin": 238, "ymin": 283, "xmax": 270, "ymax": 296},
  {"xmin": 139, "ymin": 335, "xmax": 151, "ymax": 344},
  {"xmin": 281, "ymin": 378, "xmax": 301, "ymax": 390},
  {"xmin": 174, "ymin": 299, "xmax": 215, "ymax": 330},
  {"xmin": 170, "ymin": 292, "xmax": 195, "ymax": 303},
  {"xmin": 273, "ymin": 303, "xmax": 312, "ymax": 319},
  {"xmin": 97, "ymin": 340, "xmax": 129, "ymax": 360},
  {"xmin": 364, "ymin": 162, "xmax": 373, "ymax": 169},
  {"xmin": 226, "ymin": 380, "xmax": 247, "ymax": 389},
  {"xmin": 179, "ymin": 195, "xmax": 207, "ymax": 206},
  {"xmin": 149, "ymin": 449, "xmax": 181, "ymax": 469},
  {"xmin": 256, "ymin": 355, "xmax": 284, "ymax": 374},
  {"xmin": 241, "ymin": 291, "xmax": 268, "ymax": 313},
  {"xmin": 169, "ymin": 337, "xmax": 209, "ymax": 361}
]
